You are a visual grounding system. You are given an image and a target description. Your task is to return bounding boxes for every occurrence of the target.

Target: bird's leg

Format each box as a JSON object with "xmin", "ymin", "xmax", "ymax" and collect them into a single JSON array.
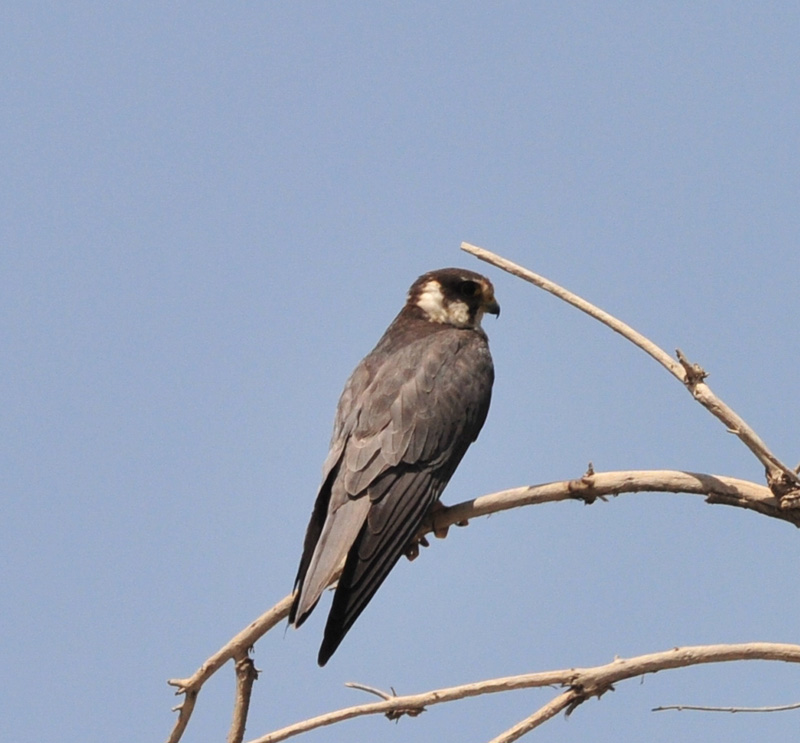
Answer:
[
  {"xmin": 404, "ymin": 501, "xmax": 472, "ymax": 561},
  {"xmin": 428, "ymin": 499, "xmax": 451, "ymax": 539},
  {"xmin": 404, "ymin": 498, "xmax": 473, "ymax": 561}
]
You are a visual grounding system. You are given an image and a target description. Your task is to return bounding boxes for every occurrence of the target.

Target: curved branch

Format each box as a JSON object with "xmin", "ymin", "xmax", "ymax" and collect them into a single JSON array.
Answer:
[
  {"xmin": 247, "ymin": 643, "xmax": 800, "ymax": 743},
  {"xmin": 165, "ymin": 468, "xmax": 797, "ymax": 741},
  {"xmin": 460, "ymin": 242, "xmax": 800, "ymax": 497},
  {"xmin": 425, "ymin": 469, "xmax": 799, "ymax": 532}
]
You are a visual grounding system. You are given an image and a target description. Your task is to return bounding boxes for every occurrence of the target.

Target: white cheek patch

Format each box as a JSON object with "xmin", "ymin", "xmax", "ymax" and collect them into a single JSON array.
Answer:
[
  {"xmin": 415, "ymin": 280, "xmax": 476, "ymax": 327},
  {"xmin": 446, "ymin": 300, "xmax": 472, "ymax": 327},
  {"xmin": 415, "ymin": 280, "xmax": 449, "ymax": 323}
]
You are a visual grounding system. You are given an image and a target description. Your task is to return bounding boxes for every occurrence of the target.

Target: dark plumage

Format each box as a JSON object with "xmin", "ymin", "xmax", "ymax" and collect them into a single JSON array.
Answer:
[{"xmin": 289, "ymin": 267, "xmax": 499, "ymax": 665}]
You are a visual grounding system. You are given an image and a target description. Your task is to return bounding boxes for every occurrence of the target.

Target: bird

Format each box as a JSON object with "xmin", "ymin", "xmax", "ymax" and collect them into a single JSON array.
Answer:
[{"xmin": 289, "ymin": 267, "xmax": 499, "ymax": 666}]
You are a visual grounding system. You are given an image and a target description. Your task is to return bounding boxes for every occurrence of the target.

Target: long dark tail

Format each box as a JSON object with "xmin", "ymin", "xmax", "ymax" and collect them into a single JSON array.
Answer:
[{"xmin": 317, "ymin": 472, "xmax": 438, "ymax": 666}]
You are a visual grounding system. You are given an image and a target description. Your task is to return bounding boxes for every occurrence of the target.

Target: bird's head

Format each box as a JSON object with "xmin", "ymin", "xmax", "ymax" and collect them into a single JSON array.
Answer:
[{"xmin": 408, "ymin": 267, "xmax": 500, "ymax": 329}]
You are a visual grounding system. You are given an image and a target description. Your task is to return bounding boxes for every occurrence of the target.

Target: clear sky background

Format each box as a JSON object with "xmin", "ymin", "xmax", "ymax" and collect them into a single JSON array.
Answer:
[{"xmin": 3, "ymin": 3, "xmax": 800, "ymax": 742}]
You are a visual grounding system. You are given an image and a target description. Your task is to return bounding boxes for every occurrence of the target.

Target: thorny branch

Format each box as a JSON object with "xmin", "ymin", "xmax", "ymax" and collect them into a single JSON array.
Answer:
[{"xmin": 166, "ymin": 246, "xmax": 800, "ymax": 743}]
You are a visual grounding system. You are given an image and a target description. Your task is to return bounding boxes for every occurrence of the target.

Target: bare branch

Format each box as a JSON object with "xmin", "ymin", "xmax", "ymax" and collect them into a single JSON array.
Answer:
[
  {"xmin": 167, "ymin": 243, "xmax": 800, "ymax": 743},
  {"xmin": 247, "ymin": 666, "xmax": 572, "ymax": 742},
  {"xmin": 486, "ymin": 691, "xmax": 575, "ymax": 743},
  {"xmin": 166, "ymin": 468, "xmax": 799, "ymax": 741},
  {"xmin": 461, "ymin": 243, "xmax": 684, "ymax": 377},
  {"xmin": 654, "ymin": 702, "xmax": 800, "ymax": 713},
  {"xmin": 166, "ymin": 594, "xmax": 293, "ymax": 742},
  {"xmin": 246, "ymin": 643, "xmax": 800, "ymax": 743},
  {"xmin": 460, "ymin": 242, "xmax": 800, "ymax": 496},
  {"xmin": 425, "ymin": 470, "xmax": 800, "ymax": 531},
  {"xmin": 168, "ymin": 594, "xmax": 291, "ymax": 694},
  {"xmin": 166, "ymin": 689, "xmax": 198, "ymax": 743},
  {"xmin": 228, "ymin": 654, "xmax": 259, "ymax": 743}
]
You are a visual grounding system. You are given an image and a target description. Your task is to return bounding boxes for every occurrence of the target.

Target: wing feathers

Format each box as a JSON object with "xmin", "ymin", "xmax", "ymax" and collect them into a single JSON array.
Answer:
[{"xmin": 293, "ymin": 323, "xmax": 494, "ymax": 665}]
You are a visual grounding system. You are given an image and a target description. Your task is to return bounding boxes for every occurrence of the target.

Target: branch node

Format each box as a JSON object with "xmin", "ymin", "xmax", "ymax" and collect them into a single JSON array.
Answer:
[
  {"xmin": 767, "ymin": 469, "xmax": 800, "ymax": 507},
  {"xmin": 676, "ymin": 348, "xmax": 708, "ymax": 385},
  {"xmin": 566, "ymin": 681, "xmax": 615, "ymax": 716},
  {"xmin": 568, "ymin": 468, "xmax": 606, "ymax": 505},
  {"xmin": 344, "ymin": 682, "xmax": 426, "ymax": 721},
  {"xmin": 778, "ymin": 490, "xmax": 800, "ymax": 510},
  {"xmin": 167, "ymin": 679, "xmax": 191, "ymax": 695},
  {"xmin": 235, "ymin": 654, "xmax": 259, "ymax": 682},
  {"xmin": 386, "ymin": 705, "xmax": 426, "ymax": 721}
]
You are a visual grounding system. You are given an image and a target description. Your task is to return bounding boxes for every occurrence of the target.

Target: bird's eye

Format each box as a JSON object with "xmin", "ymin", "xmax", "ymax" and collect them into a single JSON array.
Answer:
[{"xmin": 458, "ymin": 280, "xmax": 479, "ymax": 297}]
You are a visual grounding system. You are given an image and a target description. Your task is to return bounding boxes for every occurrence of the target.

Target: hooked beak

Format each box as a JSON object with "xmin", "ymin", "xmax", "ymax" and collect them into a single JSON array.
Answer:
[{"xmin": 483, "ymin": 296, "xmax": 500, "ymax": 317}]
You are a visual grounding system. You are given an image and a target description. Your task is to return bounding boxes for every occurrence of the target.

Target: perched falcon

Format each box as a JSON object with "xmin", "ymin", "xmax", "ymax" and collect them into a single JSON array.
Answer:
[{"xmin": 289, "ymin": 267, "xmax": 499, "ymax": 666}]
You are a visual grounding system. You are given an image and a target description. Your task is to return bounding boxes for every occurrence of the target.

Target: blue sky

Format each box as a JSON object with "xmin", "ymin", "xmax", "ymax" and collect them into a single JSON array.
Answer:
[{"xmin": 3, "ymin": 3, "xmax": 800, "ymax": 742}]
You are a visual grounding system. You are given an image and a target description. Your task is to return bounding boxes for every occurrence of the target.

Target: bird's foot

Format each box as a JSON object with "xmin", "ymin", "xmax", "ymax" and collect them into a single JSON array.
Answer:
[
  {"xmin": 404, "ymin": 534, "xmax": 429, "ymax": 561},
  {"xmin": 404, "ymin": 502, "xmax": 471, "ymax": 561}
]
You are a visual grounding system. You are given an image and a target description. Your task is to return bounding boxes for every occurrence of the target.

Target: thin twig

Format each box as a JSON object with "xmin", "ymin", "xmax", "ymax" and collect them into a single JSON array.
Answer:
[
  {"xmin": 654, "ymin": 701, "xmax": 800, "ymax": 713},
  {"xmin": 344, "ymin": 682, "xmax": 394, "ymax": 700},
  {"xmin": 460, "ymin": 242, "xmax": 800, "ymax": 495},
  {"xmin": 245, "ymin": 643, "xmax": 800, "ymax": 743}
]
